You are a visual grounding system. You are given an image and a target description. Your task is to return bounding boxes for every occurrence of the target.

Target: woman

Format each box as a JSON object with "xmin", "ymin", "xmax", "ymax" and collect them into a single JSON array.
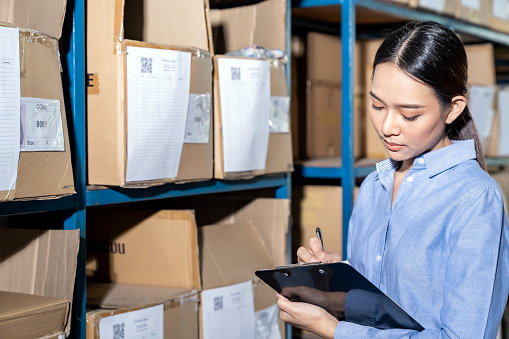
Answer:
[{"xmin": 278, "ymin": 21, "xmax": 509, "ymax": 338}]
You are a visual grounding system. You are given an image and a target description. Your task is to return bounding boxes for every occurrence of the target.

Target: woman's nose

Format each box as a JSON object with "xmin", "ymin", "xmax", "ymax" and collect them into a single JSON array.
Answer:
[{"xmin": 381, "ymin": 111, "xmax": 400, "ymax": 137}]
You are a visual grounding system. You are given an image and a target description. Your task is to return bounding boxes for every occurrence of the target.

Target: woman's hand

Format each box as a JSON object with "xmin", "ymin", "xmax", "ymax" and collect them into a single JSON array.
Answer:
[
  {"xmin": 297, "ymin": 236, "xmax": 342, "ymax": 264},
  {"xmin": 277, "ymin": 293, "xmax": 339, "ymax": 339},
  {"xmin": 280, "ymin": 286, "xmax": 347, "ymax": 320}
]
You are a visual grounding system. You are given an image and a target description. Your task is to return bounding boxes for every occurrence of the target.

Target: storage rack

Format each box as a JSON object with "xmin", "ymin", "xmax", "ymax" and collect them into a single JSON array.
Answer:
[
  {"xmin": 292, "ymin": 0, "xmax": 509, "ymax": 263},
  {"xmin": 0, "ymin": 1, "xmax": 294, "ymax": 339}
]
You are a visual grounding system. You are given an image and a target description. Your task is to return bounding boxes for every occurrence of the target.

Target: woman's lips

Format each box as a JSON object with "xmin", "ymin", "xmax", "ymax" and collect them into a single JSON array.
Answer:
[{"xmin": 384, "ymin": 140, "xmax": 405, "ymax": 152}]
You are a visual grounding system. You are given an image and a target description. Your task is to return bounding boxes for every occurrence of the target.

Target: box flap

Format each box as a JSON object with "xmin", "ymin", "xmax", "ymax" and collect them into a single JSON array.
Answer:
[
  {"xmin": 0, "ymin": 291, "xmax": 68, "ymax": 338},
  {"xmin": 0, "ymin": 0, "xmax": 67, "ymax": 39},
  {"xmin": 87, "ymin": 282, "xmax": 197, "ymax": 309},
  {"xmin": 209, "ymin": 0, "xmax": 286, "ymax": 54},
  {"xmin": 0, "ymin": 229, "xmax": 79, "ymax": 302},
  {"xmin": 199, "ymin": 223, "xmax": 274, "ymax": 290},
  {"xmin": 86, "ymin": 210, "xmax": 201, "ymax": 290},
  {"xmin": 123, "ymin": 0, "xmax": 210, "ymax": 51}
]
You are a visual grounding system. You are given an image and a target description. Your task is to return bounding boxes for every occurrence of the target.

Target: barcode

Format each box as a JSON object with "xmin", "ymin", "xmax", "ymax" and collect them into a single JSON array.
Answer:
[
  {"xmin": 214, "ymin": 296, "xmax": 223, "ymax": 311},
  {"xmin": 113, "ymin": 322, "xmax": 125, "ymax": 339},
  {"xmin": 141, "ymin": 57, "xmax": 153, "ymax": 73},
  {"xmin": 231, "ymin": 67, "xmax": 240, "ymax": 80}
]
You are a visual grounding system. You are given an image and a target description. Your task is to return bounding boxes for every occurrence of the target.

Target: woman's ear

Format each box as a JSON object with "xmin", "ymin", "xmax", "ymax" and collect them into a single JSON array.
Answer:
[{"xmin": 445, "ymin": 96, "xmax": 467, "ymax": 124}]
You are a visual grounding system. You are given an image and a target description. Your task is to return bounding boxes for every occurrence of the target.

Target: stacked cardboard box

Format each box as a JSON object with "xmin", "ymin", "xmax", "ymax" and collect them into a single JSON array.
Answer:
[
  {"xmin": 86, "ymin": 210, "xmax": 201, "ymax": 339},
  {"xmin": 408, "ymin": 0, "xmax": 456, "ymax": 16},
  {"xmin": 0, "ymin": 0, "xmax": 75, "ymax": 201},
  {"xmin": 209, "ymin": 0, "xmax": 294, "ymax": 179},
  {"xmin": 0, "ymin": 228, "xmax": 80, "ymax": 338},
  {"xmin": 87, "ymin": 0, "xmax": 213, "ymax": 187}
]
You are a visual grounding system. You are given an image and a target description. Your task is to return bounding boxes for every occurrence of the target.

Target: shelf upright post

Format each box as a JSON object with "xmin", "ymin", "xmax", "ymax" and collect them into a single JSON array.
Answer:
[
  {"xmin": 63, "ymin": 0, "xmax": 87, "ymax": 336},
  {"xmin": 341, "ymin": 0, "xmax": 355, "ymax": 260}
]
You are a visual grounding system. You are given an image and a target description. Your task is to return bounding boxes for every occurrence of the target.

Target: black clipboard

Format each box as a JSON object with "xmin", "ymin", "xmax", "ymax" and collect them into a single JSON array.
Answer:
[{"xmin": 255, "ymin": 261, "xmax": 424, "ymax": 331}]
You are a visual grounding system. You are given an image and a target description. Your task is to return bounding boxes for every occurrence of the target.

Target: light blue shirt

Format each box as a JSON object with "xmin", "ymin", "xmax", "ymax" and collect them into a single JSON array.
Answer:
[{"xmin": 336, "ymin": 140, "xmax": 509, "ymax": 338}]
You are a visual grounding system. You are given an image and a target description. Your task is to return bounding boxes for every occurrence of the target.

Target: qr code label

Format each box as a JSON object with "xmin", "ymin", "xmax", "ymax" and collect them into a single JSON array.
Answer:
[
  {"xmin": 141, "ymin": 57, "xmax": 153, "ymax": 73},
  {"xmin": 231, "ymin": 67, "xmax": 240, "ymax": 80},
  {"xmin": 113, "ymin": 322, "xmax": 125, "ymax": 339},
  {"xmin": 214, "ymin": 296, "xmax": 223, "ymax": 311}
]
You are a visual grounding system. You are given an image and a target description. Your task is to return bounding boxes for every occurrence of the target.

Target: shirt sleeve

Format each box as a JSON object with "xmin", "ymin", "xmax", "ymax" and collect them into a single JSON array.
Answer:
[{"xmin": 335, "ymin": 185, "xmax": 509, "ymax": 338}]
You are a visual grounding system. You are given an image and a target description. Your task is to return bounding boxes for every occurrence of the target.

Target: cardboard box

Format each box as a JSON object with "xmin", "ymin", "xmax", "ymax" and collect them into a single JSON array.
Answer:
[
  {"xmin": 0, "ymin": 228, "xmax": 80, "ymax": 336},
  {"xmin": 86, "ymin": 209, "xmax": 201, "ymax": 338},
  {"xmin": 213, "ymin": 56, "xmax": 293, "ymax": 179},
  {"xmin": 86, "ymin": 284, "xmax": 199, "ymax": 339},
  {"xmin": 0, "ymin": 0, "xmax": 66, "ymax": 39},
  {"xmin": 409, "ymin": 0, "xmax": 456, "ymax": 16},
  {"xmin": 0, "ymin": 291, "xmax": 68, "ymax": 339},
  {"xmin": 86, "ymin": 209, "xmax": 200, "ymax": 289},
  {"xmin": 465, "ymin": 43, "xmax": 496, "ymax": 86},
  {"xmin": 489, "ymin": 0, "xmax": 509, "ymax": 34},
  {"xmin": 305, "ymin": 32, "xmax": 365, "ymax": 159},
  {"xmin": 209, "ymin": 0, "xmax": 293, "ymax": 179},
  {"xmin": 455, "ymin": 0, "xmax": 490, "ymax": 26},
  {"xmin": 199, "ymin": 222, "xmax": 283, "ymax": 339},
  {"xmin": 364, "ymin": 38, "xmax": 387, "ymax": 159},
  {"xmin": 87, "ymin": 0, "xmax": 213, "ymax": 187},
  {"xmin": 0, "ymin": 0, "xmax": 74, "ymax": 200},
  {"xmin": 292, "ymin": 185, "xmax": 360, "ymax": 259}
]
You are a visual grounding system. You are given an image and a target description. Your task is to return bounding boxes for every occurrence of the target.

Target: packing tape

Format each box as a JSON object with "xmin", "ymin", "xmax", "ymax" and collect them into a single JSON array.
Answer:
[{"xmin": 19, "ymin": 28, "xmax": 61, "ymax": 77}]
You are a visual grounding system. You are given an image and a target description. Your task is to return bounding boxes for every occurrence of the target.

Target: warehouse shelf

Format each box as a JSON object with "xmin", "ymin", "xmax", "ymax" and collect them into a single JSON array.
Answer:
[
  {"xmin": 0, "ymin": 195, "xmax": 76, "ymax": 216},
  {"xmin": 294, "ymin": 158, "xmax": 379, "ymax": 179},
  {"xmin": 86, "ymin": 174, "xmax": 291, "ymax": 207}
]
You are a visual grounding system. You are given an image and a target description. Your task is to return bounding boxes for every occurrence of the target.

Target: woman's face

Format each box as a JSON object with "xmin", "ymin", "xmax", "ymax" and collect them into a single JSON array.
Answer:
[{"xmin": 369, "ymin": 62, "xmax": 451, "ymax": 165}]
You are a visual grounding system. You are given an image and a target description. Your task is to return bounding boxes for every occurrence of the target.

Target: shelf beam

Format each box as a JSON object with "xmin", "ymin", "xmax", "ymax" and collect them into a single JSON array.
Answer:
[
  {"xmin": 0, "ymin": 195, "xmax": 76, "ymax": 216},
  {"xmin": 86, "ymin": 175, "xmax": 289, "ymax": 207}
]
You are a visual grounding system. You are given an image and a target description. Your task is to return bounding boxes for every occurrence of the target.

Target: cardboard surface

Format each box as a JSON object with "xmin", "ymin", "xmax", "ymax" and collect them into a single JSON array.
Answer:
[
  {"xmin": 409, "ymin": 0, "xmax": 456, "ymax": 16},
  {"xmin": 87, "ymin": 0, "xmax": 213, "ymax": 187},
  {"xmin": 465, "ymin": 43, "xmax": 496, "ymax": 86},
  {"xmin": 86, "ymin": 209, "xmax": 201, "ymax": 290},
  {"xmin": 213, "ymin": 56, "xmax": 292, "ymax": 179},
  {"xmin": 489, "ymin": 0, "xmax": 509, "ymax": 34},
  {"xmin": 0, "ymin": 228, "xmax": 80, "ymax": 335},
  {"xmin": 86, "ymin": 286, "xmax": 199, "ymax": 339},
  {"xmin": 199, "ymin": 223, "xmax": 274, "ymax": 290},
  {"xmin": 209, "ymin": 0, "xmax": 287, "ymax": 54},
  {"xmin": 0, "ymin": 291, "xmax": 69, "ymax": 339},
  {"xmin": 456, "ymin": 0, "xmax": 490, "ymax": 26},
  {"xmin": 0, "ymin": 0, "xmax": 67, "ymax": 38},
  {"xmin": 15, "ymin": 30, "xmax": 75, "ymax": 200}
]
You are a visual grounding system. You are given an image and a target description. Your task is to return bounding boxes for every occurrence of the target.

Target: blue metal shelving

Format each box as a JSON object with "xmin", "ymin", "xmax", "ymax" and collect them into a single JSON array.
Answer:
[{"xmin": 292, "ymin": 0, "xmax": 509, "ymax": 262}]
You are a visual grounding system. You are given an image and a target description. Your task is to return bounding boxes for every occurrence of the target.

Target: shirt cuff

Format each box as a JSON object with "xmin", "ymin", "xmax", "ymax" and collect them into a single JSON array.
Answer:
[
  {"xmin": 335, "ymin": 321, "xmax": 370, "ymax": 338},
  {"xmin": 345, "ymin": 289, "xmax": 376, "ymax": 327}
]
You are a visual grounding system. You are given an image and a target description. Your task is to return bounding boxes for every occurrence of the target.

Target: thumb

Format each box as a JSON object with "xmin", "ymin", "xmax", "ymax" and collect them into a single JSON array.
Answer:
[{"xmin": 308, "ymin": 237, "xmax": 324, "ymax": 256}]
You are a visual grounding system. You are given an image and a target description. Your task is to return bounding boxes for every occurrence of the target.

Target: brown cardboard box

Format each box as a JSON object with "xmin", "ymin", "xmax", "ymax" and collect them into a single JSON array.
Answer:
[
  {"xmin": 0, "ymin": 291, "xmax": 68, "ymax": 339},
  {"xmin": 489, "ymin": 0, "xmax": 509, "ymax": 34},
  {"xmin": 86, "ymin": 210, "xmax": 200, "ymax": 289},
  {"xmin": 409, "ymin": 0, "xmax": 456, "ymax": 16},
  {"xmin": 364, "ymin": 38, "xmax": 387, "ymax": 159},
  {"xmin": 0, "ymin": 0, "xmax": 66, "ymax": 39},
  {"xmin": 0, "ymin": 228, "xmax": 80, "ymax": 336},
  {"xmin": 213, "ymin": 56, "xmax": 293, "ymax": 179},
  {"xmin": 87, "ymin": 0, "xmax": 213, "ymax": 187},
  {"xmin": 209, "ymin": 0, "xmax": 293, "ymax": 179},
  {"xmin": 0, "ymin": 0, "xmax": 74, "ymax": 200},
  {"xmin": 86, "ymin": 209, "xmax": 201, "ymax": 338},
  {"xmin": 465, "ymin": 43, "xmax": 496, "ymax": 86},
  {"xmin": 292, "ymin": 185, "xmax": 360, "ymax": 259},
  {"xmin": 199, "ymin": 222, "xmax": 282, "ymax": 339},
  {"xmin": 455, "ymin": 0, "xmax": 490, "ymax": 26},
  {"xmin": 306, "ymin": 32, "xmax": 365, "ymax": 159},
  {"xmin": 86, "ymin": 284, "xmax": 199, "ymax": 339}
]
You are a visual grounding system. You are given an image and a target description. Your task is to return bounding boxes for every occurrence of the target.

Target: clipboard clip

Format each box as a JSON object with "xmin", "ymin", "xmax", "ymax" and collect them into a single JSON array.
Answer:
[{"xmin": 275, "ymin": 261, "xmax": 323, "ymax": 269}]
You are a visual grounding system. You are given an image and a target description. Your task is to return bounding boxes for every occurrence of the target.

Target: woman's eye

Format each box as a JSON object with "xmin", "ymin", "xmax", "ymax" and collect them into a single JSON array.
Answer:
[
  {"xmin": 371, "ymin": 103, "xmax": 384, "ymax": 111},
  {"xmin": 403, "ymin": 115, "xmax": 419, "ymax": 122}
]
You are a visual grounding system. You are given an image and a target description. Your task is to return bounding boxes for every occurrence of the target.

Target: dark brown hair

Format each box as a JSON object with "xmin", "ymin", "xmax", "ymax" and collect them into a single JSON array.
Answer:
[{"xmin": 373, "ymin": 21, "xmax": 487, "ymax": 171}]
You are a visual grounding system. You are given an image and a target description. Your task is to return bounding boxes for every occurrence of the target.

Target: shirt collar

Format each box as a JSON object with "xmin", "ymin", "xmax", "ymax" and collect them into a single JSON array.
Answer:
[{"xmin": 375, "ymin": 139, "xmax": 477, "ymax": 178}]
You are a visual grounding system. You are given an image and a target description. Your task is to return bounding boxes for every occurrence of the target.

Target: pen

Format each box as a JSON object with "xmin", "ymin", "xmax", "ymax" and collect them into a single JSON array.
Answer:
[{"xmin": 316, "ymin": 227, "xmax": 324, "ymax": 251}]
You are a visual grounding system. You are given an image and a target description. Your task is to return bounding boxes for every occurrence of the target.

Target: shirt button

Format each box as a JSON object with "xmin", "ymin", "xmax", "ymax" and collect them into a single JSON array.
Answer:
[
  {"xmin": 376, "ymin": 255, "xmax": 382, "ymax": 262},
  {"xmin": 418, "ymin": 158, "xmax": 425, "ymax": 165},
  {"xmin": 407, "ymin": 176, "xmax": 414, "ymax": 183}
]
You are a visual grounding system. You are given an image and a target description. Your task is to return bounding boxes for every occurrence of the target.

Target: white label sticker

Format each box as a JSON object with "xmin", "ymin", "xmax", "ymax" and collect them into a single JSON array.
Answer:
[
  {"xmin": 420, "ymin": 0, "xmax": 445, "ymax": 12},
  {"xmin": 20, "ymin": 97, "xmax": 64, "ymax": 152},
  {"xmin": 201, "ymin": 281, "xmax": 255, "ymax": 339},
  {"xmin": 493, "ymin": 0, "xmax": 509, "ymax": 20},
  {"xmin": 269, "ymin": 96, "xmax": 290, "ymax": 133},
  {"xmin": 184, "ymin": 93, "xmax": 211, "ymax": 144},
  {"xmin": 99, "ymin": 304, "xmax": 164, "ymax": 339},
  {"xmin": 469, "ymin": 85, "xmax": 496, "ymax": 144},
  {"xmin": 461, "ymin": 0, "xmax": 480, "ymax": 10}
]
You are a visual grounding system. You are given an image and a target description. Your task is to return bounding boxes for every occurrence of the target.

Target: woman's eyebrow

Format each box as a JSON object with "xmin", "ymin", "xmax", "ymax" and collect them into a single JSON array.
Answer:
[{"xmin": 369, "ymin": 90, "xmax": 425, "ymax": 109}]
